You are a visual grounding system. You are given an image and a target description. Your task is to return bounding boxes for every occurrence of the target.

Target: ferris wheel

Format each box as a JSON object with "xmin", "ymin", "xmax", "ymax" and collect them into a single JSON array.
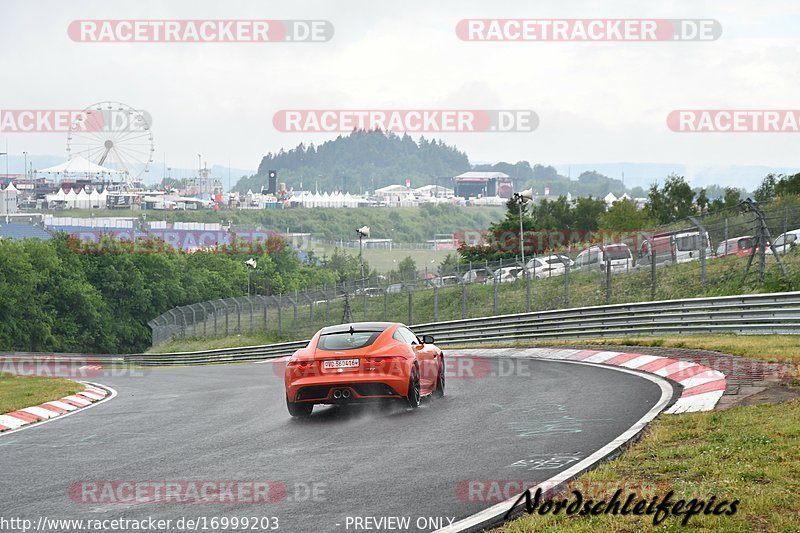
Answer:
[{"xmin": 67, "ymin": 101, "xmax": 154, "ymax": 184}]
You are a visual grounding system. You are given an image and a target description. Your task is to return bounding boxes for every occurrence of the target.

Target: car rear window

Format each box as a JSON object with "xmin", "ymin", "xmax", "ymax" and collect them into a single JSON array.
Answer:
[
  {"xmin": 317, "ymin": 330, "xmax": 382, "ymax": 351},
  {"xmin": 605, "ymin": 246, "xmax": 631, "ymax": 260},
  {"xmin": 738, "ymin": 238, "xmax": 754, "ymax": 249},
  {"xmin": 676, "ymin": 235, "xmax": 702, "ymax": 251}
]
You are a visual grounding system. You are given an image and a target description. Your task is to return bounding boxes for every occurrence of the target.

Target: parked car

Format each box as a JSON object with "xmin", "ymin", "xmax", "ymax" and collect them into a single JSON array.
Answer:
[
  {"xmin": 525, "ymin": 254, "xmax": 572, "ymax": 279},
  {"xmin": 429, "ymin": 275, "xmax": 460, "ymax": 287},
  {"xmin": 772, "ymin": 229, "xmax": 800, "ymax": 255},
  {"xmin": 462, "ymin": 268, "xmax": 491, "ymax": 284},
  {"xmin": 386, "ymin": 283, "xmax": 405, "ymax": 294},
  {"xmin": 573, "ymin": 244, "xmax": 633, "ymax": 273},
  {"xmin": 638, "ymin": 230, "xmax": 713, "ymax": 267},
  {"xmin": 716, "ymin": 236, "xmax": 756, "ymax": 257},
  {"xmin": 491, "ymin": 266, "xmax": 525, "ymax": 283},
  {"xmin": 354, "ymin": 287, "xmax": 384, "ymax": 297}
]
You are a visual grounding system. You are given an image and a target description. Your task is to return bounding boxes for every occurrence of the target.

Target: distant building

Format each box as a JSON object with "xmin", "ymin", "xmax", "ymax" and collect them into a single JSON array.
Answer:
[
  {"xmin": 453, "ymin": 172, "xmax": 513, "ymax": 199},
  {"xmin": 414, "ymin": 184, "xmax": 454, "ymax": 199}
]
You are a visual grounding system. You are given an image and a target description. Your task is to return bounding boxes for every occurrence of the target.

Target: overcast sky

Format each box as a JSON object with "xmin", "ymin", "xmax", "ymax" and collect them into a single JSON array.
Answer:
[{"xmin": 1, "ymin": 0, "xmax": 799, "ymax": 184}]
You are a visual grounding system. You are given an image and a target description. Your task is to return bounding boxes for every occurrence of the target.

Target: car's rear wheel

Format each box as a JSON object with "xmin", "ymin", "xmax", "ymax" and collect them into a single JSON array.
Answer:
[
  {"xmin": 286, "ymin": 395, "xmax": 313, "ymax": 418},
  {"xmin": 405, "ymin": 366, "xmax": 421, "ymax": 408},
  {"xmin": 433, "ymin": 357, "xmax": 445, "ymax": 398}
]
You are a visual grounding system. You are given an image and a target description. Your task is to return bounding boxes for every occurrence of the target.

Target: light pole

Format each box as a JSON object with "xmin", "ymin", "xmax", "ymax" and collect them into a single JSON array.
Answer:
[
  {"xmin": 244, "ymin": 258, "xmax": 257, "ymax": 295},
  {"xmin": 22, "ymin": 152, "xmax": 28, "ymax": 180},
  {"xmin": 356, "ymin": 226, "xmax": 370, "ymax": 284},
  {"xmin": 513, "ymin": 189, "xmax": 533, "ymax": 264}
]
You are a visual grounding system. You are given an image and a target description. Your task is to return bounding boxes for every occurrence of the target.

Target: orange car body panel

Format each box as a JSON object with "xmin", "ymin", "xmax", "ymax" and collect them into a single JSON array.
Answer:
[{"xmin": 284, "ymin": 323, "xmax": 443, "ymax": 404}]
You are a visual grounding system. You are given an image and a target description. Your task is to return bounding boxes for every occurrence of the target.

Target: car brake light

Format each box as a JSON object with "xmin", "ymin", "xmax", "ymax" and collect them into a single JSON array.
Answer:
[{"xmin": 287, "ymin": 359, "xmax": 314, "ymax": 369}]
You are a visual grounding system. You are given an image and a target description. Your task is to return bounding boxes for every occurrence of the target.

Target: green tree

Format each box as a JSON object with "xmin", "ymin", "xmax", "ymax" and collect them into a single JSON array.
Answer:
[
  {"xmin": 646, "ymin": 175, "xmax": 695, "ymax": 224},
  {"xmin": 754, "ymin": 174, "xmax": 777, "ymax": 203},
  {"xmin": 598, "ymin": 198, "xmax": 653, "ymax": 231},
  {"xmin": 437, "ymin": 253, "xmax": 460, "ymax": 276},
  {"xmin": 397, "ymin": 256, "xmax": 417, "ymax": 281}
]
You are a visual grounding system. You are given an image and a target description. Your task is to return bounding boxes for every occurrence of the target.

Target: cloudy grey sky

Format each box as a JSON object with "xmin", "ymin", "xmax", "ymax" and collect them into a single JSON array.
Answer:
[{"xmin": 1, "ymin": 0, "xmax": 799, "ymax": 186}]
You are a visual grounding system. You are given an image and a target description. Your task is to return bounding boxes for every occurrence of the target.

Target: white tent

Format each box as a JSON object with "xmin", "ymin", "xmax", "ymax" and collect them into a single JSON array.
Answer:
[
  {"xmin": 65, "ymin": 188, "xmax": 78, "ymax": 208},
  {"xmin": 76, "ymin": 188, "xmax": 91, "ymax": 209},
  {"xmin": 39, "ymin": 156, "xmax": 122, "ymax": 175},
  {"xmin": 89, "ymin": 189, "xmax": 101, "ymax": 208}
]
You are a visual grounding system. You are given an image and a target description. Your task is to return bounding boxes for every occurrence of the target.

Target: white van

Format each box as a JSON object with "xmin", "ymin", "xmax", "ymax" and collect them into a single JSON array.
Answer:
[
  {"xmin": 772, "ymin": 229, "xmax": 800, "ymax": 255},
  {"xmin": 573, "ymin": 244, "xmax": 633, "ymax": 273}
]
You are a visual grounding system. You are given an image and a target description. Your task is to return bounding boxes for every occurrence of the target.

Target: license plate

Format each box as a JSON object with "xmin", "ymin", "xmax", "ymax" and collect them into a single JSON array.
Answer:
[{"xmin": 323, "ymin": 358, "xmax": 359, "ymax": 369}]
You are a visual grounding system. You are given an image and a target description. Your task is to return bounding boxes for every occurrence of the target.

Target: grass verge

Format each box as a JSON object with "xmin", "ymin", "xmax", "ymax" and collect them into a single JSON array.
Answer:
[
  {"xmin": 498, "ymin": 337, "xmax": 800, "ymax": 531},
  {"xmin": 0, "ymin": 373, "xmax": 83, "ymax": 414},
  {"xmin": 502, "ymin": 398, "xmax": 800, "ymax": 531},
  {"xmin": 147, "ymin": 333, "xmax": 288, "ymax": 354}
]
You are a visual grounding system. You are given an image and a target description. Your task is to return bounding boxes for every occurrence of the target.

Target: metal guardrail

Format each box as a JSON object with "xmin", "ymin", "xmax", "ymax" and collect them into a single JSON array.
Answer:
[{"xmin": 126, "ymin": 291, "xmax": 800, "ymax": 366}]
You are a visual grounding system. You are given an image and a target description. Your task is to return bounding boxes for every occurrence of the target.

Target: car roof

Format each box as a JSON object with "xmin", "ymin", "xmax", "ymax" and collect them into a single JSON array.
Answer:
[{"xmin": 319, "ymin": 322, "xmax": 397, "ymax": 335}]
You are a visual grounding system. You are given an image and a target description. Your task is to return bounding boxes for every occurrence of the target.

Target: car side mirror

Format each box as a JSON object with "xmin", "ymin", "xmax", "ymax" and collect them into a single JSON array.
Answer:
[{"xmin": 421, "ymin": 334, "xmax": 435, "ymax": 345}]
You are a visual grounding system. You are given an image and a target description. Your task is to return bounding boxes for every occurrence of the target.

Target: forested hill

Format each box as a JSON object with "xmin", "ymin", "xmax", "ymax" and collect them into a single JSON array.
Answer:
[{"xmin": 237, "ymin": 130, "xmax": 470, "ymax": 193}]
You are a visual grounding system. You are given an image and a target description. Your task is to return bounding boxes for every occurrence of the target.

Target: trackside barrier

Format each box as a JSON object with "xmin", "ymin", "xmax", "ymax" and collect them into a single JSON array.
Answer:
[{"xmin": 128, "ymin": 291, "xmax": 800, "ymax": 366}]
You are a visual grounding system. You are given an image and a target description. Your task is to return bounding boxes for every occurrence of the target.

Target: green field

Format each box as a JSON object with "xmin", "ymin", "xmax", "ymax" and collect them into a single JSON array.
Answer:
[{"xmin": 0, "ymin": 373, "xmax": 83, "ymax": 414}]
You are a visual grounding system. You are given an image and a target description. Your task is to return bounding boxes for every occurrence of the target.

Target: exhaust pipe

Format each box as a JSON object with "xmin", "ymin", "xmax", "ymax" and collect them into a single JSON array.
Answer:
[
  {"xmin": 333, "ymin": 390, "xmax": 342, "ymax": 399},
  {"xmin": 341, "ymin": 389, "xmax": 351, "ymax": 399}
]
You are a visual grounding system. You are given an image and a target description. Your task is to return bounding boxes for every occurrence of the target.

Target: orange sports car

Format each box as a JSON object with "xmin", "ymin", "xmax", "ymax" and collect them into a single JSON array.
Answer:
[{"xmin": 284, "ymin": 322, "xmax": 445, "ymax": 417}]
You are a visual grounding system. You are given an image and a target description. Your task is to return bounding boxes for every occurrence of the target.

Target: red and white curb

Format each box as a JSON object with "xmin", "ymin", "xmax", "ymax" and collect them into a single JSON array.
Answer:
[
  {"xmin": 0, "ymin": 382, "xmax": 113, "ymax": 433},
  {"xmin": 453, "ymin": 347, "xmax": 726, "ymax": 413}
]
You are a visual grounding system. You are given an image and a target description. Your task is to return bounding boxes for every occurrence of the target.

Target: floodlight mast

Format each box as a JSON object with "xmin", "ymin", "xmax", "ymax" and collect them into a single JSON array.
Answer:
[{"xmin": 513, "ymin": 189, "xmax": 533, "ymax": 264}]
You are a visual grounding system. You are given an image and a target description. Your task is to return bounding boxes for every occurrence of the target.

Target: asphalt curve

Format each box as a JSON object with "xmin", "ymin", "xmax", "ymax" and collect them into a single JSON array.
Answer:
[{"xmin": 0, "ymin": 357, "xmax": 668, "ymax": 533}]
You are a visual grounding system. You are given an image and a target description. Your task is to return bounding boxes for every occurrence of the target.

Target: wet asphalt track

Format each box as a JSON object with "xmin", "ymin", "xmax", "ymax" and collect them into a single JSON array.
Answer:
[{"xmin": 0, "ymin": 357, "xmax": 669, "ymax": 533}]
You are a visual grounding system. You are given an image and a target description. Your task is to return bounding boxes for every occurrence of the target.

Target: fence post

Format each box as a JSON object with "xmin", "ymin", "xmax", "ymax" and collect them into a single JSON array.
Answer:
[
  {"xmin": 650, "ymin": 242, "xmax": 657, "ymax": 300},
  {"xmin": 224, "ymin": 302, "xmax": 230, "ymax": 337},
  {"xmin": 235, "ymin": 300, "xmax": 241, "ymax": 334},
  {"xmin": 563, "ymin": 262, "xmax": 569, "ymax": 307},
  {"xmin": 277, "ymin": 294, "xmax": 283, "ymax": 336},
  {"xmin": 247, "ymin": 297, "xmax": 254, "ymax": 334},
  {"xmin": 526, "ymin": 268, "xmax": 531, "ymax": 312},
  {"xmin": 605, "ymin": 260, "xmax": 612, "ymax": 304},
  {"xmin": 493, "ymin": 274, "xmax": 498, "ymax": 315},
  {"xmin": 407, "ymin": 286, "xmax": 412, "ymax": 325},
  {"xmin": 461, "ymin": 282, "xmax": 467, "ymax": 319},
  {"xmin": 383, "ymin": 288, "xmax": 388, "ymax": 321},
  {"xmin": 433, "ymin": 285, "xmax": 439, "ymax": 322},
  {"xmin": 262, "ymin": 296, "xmax": 268, "ymax": 333},
  {"xmin": 292, "ymin": 291, "xmax": 299, "ymax": 331}
]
